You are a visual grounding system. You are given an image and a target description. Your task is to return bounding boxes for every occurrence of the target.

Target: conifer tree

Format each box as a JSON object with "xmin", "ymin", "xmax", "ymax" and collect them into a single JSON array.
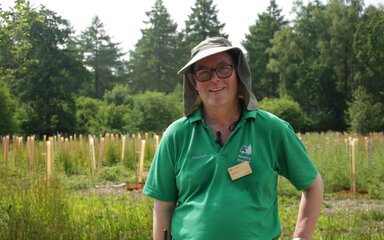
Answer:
[
  {"xmin": 79, "ymin": 16, "xmax": 126, "ymax": 98},
  {"xmin": 128, "ymin": 0, "xmax": 180, "ymax": 93},
  {"xmin": 243, "ymin": 0, "xmax": 287, "ymax": 99},
  {"xmin": 184, "ymin": 0, "xmax": 228, "ymax": 50}
]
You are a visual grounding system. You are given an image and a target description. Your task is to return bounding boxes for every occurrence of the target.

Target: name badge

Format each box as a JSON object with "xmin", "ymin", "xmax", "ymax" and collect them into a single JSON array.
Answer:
[{"xmin": 228, "ymin": 161, "xmax": 252, "ymax": 181}]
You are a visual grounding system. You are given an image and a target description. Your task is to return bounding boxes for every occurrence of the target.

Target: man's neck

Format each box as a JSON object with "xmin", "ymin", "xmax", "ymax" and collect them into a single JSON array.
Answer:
[{"xmin": 203, "ymin": 102, "xmax": 241, "ymax": 130}]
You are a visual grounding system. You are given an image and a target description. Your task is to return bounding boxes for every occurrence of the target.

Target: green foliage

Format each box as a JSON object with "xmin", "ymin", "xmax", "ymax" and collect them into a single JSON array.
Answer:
[
  {"xmin": 103, "ymin": 84, "xmax": 133, "ymax": 106},
  {"xmin": 166, "ymin": 83, "xmax": 183, "ymax": 117},
  {"xmin": 97, "ymin": 104, "xmax": 128, "ymax": 134},
  {"xmin": 267, "ymin": 27, "xmax": 299, "ymax": 98},
  {"xmin": 268, "ymin": 0, "xmax": 350, "ymax": 131},
  {"xmin": 353, "ymin": 5, "xmax": 384, "ymax": 105},
  {"xmin": 75, "ymin": 87, "xmax": 183, "ymax": 134},
  {"xmin": 100, "ymin": 166, "xmax": 121, "ymax": 182},
  {"xmin": 0, "ymin": 82, "xmax": 17, "ymax": 134},
  {"xmin": 76, "ymin": 96, "xmax": 127, "ymax": 135},
  {"xmin": 366, "ymin": 168, "xmax": 384, "ymax": 199},
  {"xmin": 259, "ymin": 96, "xmax": 305, "ymax": 132},
  {"xmin": 75, "ymin": 96, "xmax": 105, "ymax": 134},
  {"xmin": 2, "ymin": 1, "xmax": 87, "ymax": 135},
  {"xmin": 0, "ymin": 0, "xmax": 35, "ymax": 73},
  {"xmin": 346, "ymin": 86, "xmax": 383, "ymax": 134},
  {"xmin": 130, "ymin": 91, "xmax": 183, "ymax": 133},
  {"xmin": 2, "ymin": 0, "xmax": 384, "ymax": 135},
  {"xmin": 65, "ymin": 175, "xmax": 93, "ymax": 191}
]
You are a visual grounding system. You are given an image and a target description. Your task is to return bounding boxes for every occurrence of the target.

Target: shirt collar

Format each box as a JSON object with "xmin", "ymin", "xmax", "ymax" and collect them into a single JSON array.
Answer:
[{"xmin": 188, "ymin": 103, "xmax": 257, "ymax": 124}]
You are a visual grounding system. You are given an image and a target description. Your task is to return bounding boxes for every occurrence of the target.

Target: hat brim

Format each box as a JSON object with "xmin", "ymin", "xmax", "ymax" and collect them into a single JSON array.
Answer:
[{"xmin": 177, "ymin": 46, "xmax": 240, "ymax": 75}]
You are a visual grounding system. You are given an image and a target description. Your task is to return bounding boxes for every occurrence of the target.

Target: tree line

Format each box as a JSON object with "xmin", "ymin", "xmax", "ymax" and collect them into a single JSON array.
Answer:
[{"xmin": 0, "ymin": 0, "xmax": 383, "ymax": 136}]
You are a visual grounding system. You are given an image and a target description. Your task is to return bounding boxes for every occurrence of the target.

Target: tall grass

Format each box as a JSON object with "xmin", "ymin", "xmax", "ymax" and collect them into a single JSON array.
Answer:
[
  {"xmin": 300, "ymin": 132, "xmax": 384, "ymax": 199},
  {"xmin": 0, "ymin": 168, "xmax": 152, "ymax": 240},
  {"xmin": 0, "ymin": 132, "xmax": 383, "ymax": 239},
  {"xmin": 0, "ymin": 170, "xmax": 71, "ymax": 239}
]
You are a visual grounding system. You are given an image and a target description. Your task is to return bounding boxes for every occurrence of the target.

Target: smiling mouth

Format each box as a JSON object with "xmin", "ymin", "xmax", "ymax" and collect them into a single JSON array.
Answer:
[{"xmin": 209, "ymin": 87, "xmax": 225, "ymax": 92}]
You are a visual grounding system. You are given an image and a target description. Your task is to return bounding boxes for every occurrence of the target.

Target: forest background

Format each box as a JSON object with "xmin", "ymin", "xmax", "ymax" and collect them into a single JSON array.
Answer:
[{"xmin": 1, "ymin": 0, "xmax": 383, "ymax": 136}]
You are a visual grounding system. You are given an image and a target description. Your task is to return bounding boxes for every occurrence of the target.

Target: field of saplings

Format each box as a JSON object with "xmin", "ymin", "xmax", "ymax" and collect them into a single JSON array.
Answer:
[{"xmin": 0, "ymin": 132, "xmax": 383, "ymax": 239}]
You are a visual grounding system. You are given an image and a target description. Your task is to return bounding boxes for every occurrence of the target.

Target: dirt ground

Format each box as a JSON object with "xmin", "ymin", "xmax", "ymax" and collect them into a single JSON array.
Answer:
[
  {"xmin": 80, "ymin": 182, "xmax": 145, "ymax": 196},
  {"xmin": 323, "ymin": 194, "xmax": 384, "ymax": 215},
  {"xmin": 84, "ymin": 183, "xmax": 384, "ymax": 215}
]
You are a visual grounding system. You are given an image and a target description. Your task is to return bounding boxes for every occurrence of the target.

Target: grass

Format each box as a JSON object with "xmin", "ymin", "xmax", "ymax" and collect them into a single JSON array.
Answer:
[
  {"xmin": 278, "ymin": 192, "xmax": 384, "ymax": 239},
  {"xmin": 0, "ymin": 132, "xmax": 383, "ymax": 239},
  {"xmin": 0, "ymin": 168, "xmax": 152, "ymax": 240}
]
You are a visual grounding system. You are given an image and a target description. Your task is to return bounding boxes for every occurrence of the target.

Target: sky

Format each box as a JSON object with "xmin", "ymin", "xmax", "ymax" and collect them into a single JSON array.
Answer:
[{"xmin": 1, "ymin": 0, "xmax": 383, "ymax": 56}]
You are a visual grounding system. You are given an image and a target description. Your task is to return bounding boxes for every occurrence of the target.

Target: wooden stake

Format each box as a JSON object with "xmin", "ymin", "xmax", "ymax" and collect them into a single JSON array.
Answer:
[
  {"xmin": 366, "ymin": 138, "xmax": 372, "ymax": 169},
  {"xmin": 46, "ymin": 140, "xmax": 52, "ymax": 185},
  {"xmin": 137, "ymin": 133, "xmax": 142, "ymax": 141},
  {"xmin": 79, "ymin": 134, "xmax": 84, "ymax": 158},
  {"xmin": 64, "ymin": 137, "xmax": 69, "ymax": 151},
  {"xmin": 89, "ymin": 136, "xmax": 96, "ymax": 174},
  {"xmin": 132, "ymin": 134, "xmax": 137, "ymax": 165},
  {"xmin": 2, "ymin": 136, "xmax": 9, "ymax": 166},
  {"xmin": 17, "ymin": 136, "xmax": 23, "ymax": 147},
  {"xmin": 49, "ymin": 136, "xmax": 54, "ymax": 153},
  {"xmin": 121, "ymin": 134, "xmax": 126, "ymax": 162},
  {"xmin": 28, "ymin": 136, "xmax": 35, "ymax": 171},
  {"xmin": 98, "ymin": 137, "xmax": 105, "ymax": 174},
  {"xmin": 154, "ymin": 134, "xmax": 159, "ymax": 150},
  {"xmin": 57, "ymin": 134, "xmax": 61, "ymax": 147},
  {"xmin": 349, "ymin": 138, "xmax": 357, "ymax": 194},
  {"xmin": 138, "ymin": 139, "xmax": 146, "ymax": 184}
]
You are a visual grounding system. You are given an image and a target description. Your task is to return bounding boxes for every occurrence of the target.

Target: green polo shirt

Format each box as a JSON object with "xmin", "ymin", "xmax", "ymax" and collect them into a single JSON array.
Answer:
[{"xmin": 143, "ymin": 106, "xmax": 318, "ymax": 240}]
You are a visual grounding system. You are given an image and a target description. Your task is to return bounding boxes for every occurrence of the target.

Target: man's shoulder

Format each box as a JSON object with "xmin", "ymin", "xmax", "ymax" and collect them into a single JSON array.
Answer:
[
  {"xmin": 253, "ymin": 109, "xmax": 287, "ymax": 123},
  {"xmin": 252, "ymin": 109, "xmax": 293, "ymax": 132},
  {"xmin": 162, "ymin": 116, "xmax": 195, "ymax": 138},
  {"xmin": 168, "ymin": 116, "xmax": 192, "ymax": 130}
]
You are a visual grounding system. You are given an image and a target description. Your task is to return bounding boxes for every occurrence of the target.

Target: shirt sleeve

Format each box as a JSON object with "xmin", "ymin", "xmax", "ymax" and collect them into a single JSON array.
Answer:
[
  {"xmin": 142, "ymin": 129, "xmax": 178, "ymax": 202},
  {"xmin": 276, "ymin": 123, "xmax": 318, "ymax": 190}
]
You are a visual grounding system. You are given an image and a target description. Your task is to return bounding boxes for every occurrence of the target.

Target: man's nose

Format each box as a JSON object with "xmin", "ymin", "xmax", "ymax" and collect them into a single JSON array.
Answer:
[{"xmin": 210, "ymin": 71, "xmax": 220, "ymax": 82}]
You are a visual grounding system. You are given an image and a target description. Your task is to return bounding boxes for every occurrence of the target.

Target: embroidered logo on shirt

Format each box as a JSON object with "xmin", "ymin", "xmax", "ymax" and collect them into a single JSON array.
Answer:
[
  {"xmin": 237, "ymin": 144, "xmax": 253, "ymax": 162},
  {"xmin": 240, "ymin": 145, "xmax": 252, "ymax": 155}
]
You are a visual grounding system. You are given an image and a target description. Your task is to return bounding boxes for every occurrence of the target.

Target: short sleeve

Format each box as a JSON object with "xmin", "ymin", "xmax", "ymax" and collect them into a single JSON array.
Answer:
[
  {"xmin": 276, "ymin": 123, "xmax": 318, "ymax": 190},
  {"xmin": 142, "ymin": 130, "xmax": 178, "ymax": 202}
]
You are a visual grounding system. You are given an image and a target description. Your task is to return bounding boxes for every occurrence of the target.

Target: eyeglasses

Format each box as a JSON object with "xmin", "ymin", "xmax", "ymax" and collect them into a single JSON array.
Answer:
[{"xmin": 193, "ymin": 64, "xmax": 233, "ymax": 82}]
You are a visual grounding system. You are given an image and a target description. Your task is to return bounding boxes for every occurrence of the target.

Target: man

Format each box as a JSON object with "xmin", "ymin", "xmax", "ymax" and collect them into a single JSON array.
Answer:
[{"xmin": 143, "ymin": 37, "xmax": 324, "ymax": 240}]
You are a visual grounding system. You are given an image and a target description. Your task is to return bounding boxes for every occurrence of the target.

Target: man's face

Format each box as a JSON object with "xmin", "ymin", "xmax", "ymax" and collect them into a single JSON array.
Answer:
[{"xmin": 192, "ymin": 52, "xmax": 238, "ymax": 109}]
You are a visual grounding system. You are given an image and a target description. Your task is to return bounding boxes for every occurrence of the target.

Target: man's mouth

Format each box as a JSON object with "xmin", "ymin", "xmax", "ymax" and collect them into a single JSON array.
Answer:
[{"xmin": 209, "ymin": 87, "xmax": 225, "ymax": 92}]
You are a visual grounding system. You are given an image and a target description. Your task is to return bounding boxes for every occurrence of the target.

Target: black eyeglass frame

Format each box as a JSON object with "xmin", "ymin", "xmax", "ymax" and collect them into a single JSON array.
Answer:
[{"xmin": 193, "ymin": 64, "xmax": 234, "ymax": 82}]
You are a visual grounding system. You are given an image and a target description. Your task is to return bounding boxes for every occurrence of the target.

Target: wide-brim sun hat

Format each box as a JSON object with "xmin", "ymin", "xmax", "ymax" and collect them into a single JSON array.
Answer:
[{"xmin": 178, "ymin": 37, "xmax": 258, "ymax": 116}]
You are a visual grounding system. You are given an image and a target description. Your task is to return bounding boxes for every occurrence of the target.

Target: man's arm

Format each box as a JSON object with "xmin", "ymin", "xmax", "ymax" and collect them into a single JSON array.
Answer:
[
  {"xmin": 153, "ymin": 199, "xmax": 176, "ymax": 240},
  {"xmin": 293, "ymin": 173, "xmax": 324, "ymax": 240}
]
